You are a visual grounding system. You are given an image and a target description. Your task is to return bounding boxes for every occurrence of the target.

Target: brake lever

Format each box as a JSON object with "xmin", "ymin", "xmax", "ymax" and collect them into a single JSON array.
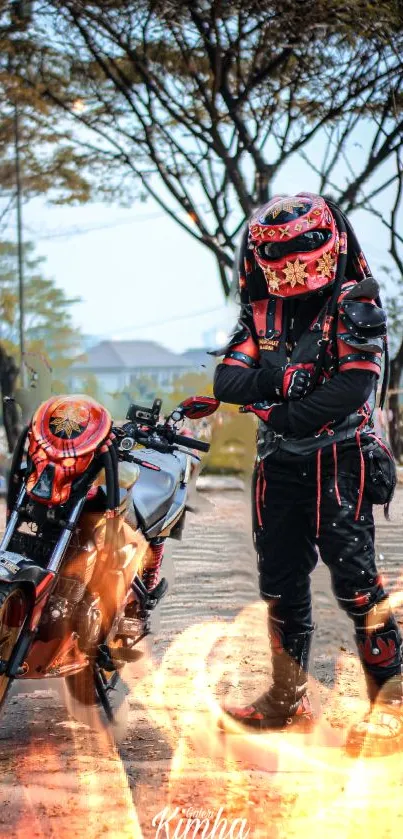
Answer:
[{"xmin": 172, "ymin": 444, "xmax": 201, "ymax": 461}]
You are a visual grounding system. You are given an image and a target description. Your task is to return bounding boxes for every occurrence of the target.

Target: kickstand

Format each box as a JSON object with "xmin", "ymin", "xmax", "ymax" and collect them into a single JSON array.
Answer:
[{"xmin": 94, "ymin": 665, "xmax": 114, "ymax": 722}]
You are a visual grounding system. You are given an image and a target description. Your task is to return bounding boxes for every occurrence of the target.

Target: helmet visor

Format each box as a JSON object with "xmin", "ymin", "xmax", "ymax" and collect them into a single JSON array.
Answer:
[{"xmin": 257, "ymin": 229, "xmax": 332, "ymax": 261}]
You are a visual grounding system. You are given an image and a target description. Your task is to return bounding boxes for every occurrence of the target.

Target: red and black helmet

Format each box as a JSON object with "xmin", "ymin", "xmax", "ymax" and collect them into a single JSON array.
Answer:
[{"xmin": 248, "ymin": 192, "xmax": 340, "ymax": 298}]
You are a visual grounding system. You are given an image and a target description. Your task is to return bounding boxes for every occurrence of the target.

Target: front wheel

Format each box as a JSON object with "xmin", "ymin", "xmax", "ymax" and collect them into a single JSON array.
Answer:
[
  {"xmin": 64, "ymin": 666, "xmax": 130, "ymax": 742},
  {"xmin": 0, "ymin": 583, "xmax": 29, "ymax": 710}
]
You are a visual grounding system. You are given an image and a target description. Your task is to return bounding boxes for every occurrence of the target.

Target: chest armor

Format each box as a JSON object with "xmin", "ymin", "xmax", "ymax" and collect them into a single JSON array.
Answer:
[
  {"xmin": 251, "ymin": 294, "xmax": 336, "ymax": 373},
  {"xmin": 250, "ymin": 290, "xmax": 375, "ymax": 457}
]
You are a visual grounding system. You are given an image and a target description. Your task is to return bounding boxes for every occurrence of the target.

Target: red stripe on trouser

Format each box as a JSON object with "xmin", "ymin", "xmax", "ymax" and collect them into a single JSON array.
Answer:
[
  {"xmin": 255, "ymin": 461, "xmax": 264, "ymax": 527},
  {"xmin": 332, "ymin": 442, "xmax": 342, "ymax": 506},
  {"xmin": 262, "ymin": 469, "xmax": 267, "ymax": 505},
  {"xmin": 355, "ymin": 431, "xmax": 365, "ymax": 521},
  {"xmin": 316, "ymin": 448, "xmax": 322, "ymax": 538}
]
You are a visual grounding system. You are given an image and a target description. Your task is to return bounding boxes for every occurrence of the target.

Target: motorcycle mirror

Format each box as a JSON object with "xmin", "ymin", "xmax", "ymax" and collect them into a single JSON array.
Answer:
[
  {"xmin": 177, "ymin": 396, "xmax": 220, "ymax": 420},
  {"xmin": 126, "ymin": 397, "xmax": 162, "ymax": 425}
]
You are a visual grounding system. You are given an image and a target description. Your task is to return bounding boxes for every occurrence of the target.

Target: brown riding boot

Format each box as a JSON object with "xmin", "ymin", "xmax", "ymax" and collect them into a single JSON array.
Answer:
[{"xmin": 222, "ymin": 627, "xmax": 315, "ymax": 731}]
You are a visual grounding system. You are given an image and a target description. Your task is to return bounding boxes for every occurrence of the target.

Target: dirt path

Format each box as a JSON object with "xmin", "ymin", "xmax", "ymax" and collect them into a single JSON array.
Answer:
[{"xmin": 0, "ymin": 490, "xmax": 402, "ymax": 839}]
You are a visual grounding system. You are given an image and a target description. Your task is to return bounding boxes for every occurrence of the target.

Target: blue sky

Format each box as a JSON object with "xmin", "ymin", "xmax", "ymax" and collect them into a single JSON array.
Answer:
[
  {"xmin": 21, "ymin": 197, "xmax": 229, "ymax": 354},
  {"xmin": 9, "ymin": 135, "xmax": 401, "ymax": 355}
]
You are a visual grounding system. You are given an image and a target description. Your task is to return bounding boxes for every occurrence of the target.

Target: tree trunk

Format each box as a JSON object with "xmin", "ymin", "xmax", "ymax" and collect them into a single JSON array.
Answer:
[{"xmin": 0, "ymin": 353, "xmax": 20, "ymax": 453}]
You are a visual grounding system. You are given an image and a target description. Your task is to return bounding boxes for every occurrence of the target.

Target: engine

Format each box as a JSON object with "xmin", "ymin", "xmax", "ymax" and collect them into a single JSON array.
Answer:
[{"xmin": 38, "ymin": 540, "xmax": 102, "ymax": 646}]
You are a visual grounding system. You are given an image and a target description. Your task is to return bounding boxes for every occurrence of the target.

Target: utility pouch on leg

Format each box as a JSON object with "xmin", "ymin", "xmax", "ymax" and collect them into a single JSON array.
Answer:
[{"xmin": 363, "ymin": 437, "xmax": 396, "ymax": 507}]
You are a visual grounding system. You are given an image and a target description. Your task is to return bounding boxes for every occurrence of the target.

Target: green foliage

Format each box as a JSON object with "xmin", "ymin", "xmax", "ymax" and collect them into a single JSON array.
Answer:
[
  {"xmin": 0, "ymin": 1, "xmax": 402, "ymax": 295},
  {"xmin": 0, "ymin": 239, "xmax": 82, "ymax": 381}
]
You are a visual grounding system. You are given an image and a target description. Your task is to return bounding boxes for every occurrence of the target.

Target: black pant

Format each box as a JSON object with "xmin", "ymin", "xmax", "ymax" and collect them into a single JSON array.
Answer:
[{"xmin": 253, "ymin": 446, "xmax": 390, "ymax": 634}]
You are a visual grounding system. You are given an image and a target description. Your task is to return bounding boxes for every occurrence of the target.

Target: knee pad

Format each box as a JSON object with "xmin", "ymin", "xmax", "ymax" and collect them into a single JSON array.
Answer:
[
  {"xmin": 333, "ymin": 577, "xmax": 386, "ymax": 622},
  {"xmin": 265, "ymin": 600, "xmax": 314, "ymax": 636}
]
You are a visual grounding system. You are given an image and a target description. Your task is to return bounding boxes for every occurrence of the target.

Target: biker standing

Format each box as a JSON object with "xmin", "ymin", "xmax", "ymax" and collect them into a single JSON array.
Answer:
[{"xmin": 213, "ymin": 193, "xmax": 402, "ymax": 754}]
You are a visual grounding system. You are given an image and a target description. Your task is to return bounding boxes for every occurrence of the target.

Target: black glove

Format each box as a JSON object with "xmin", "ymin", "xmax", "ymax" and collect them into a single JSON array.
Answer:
[
  {"xmin": 240, "ymin": 401, "xmax": 277, "ymax": 422},
  {"xmin": 240, "ymin": 402, "xmax": 291, "ymax": 435},
  {"xmin": 281, "ymin": 364, "xmax": 314, "ymax": 400}
]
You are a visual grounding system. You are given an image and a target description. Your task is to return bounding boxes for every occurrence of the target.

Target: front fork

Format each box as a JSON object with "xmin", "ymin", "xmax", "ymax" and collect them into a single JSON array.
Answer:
[{"xmin": 0, "ymin": 491, "xmax": 87, "ymax": 678}]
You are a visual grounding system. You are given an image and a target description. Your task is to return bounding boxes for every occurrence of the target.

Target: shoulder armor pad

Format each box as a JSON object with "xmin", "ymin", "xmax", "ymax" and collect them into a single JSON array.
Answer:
[
  {"xmin": 209, "ymin": 305, "xmax": 254, "ymax": 357},
  {"xmin": 343, "ymin": 276, "xmax": 380, "ymax": 300},
  {"xmin": 338, "ymin": 299, "xmax": 386, "ymax": 352}
]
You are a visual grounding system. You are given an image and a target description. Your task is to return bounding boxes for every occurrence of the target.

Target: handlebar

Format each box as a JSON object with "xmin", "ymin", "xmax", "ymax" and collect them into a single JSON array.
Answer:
[
  {"xmin": 114, "ymin": 422, "xmax": 210, "ymax": 454},
  {"xmin": 170, "ymin": 432, "xmax": 210, "ymax": 453}
]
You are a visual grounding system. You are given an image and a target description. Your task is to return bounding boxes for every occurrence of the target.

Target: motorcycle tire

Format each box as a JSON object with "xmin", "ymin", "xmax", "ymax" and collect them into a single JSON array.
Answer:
[
  {"xmin": 0, "ymin": 583, "xmax": 29, "ymax": 711},
  {"xmin": 64, "ymin": 666, "xmax": 130, "ymax": 742}
]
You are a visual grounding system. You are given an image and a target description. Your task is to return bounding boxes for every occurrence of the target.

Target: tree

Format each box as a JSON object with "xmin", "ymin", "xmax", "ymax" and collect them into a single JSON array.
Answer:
[
  {"xmin": 0, "ymin": 239, "xmax": 82, "ymax": 381},
  {"xmin": 1, "ymin": 1, "xmax": 402, "ymax": 292},
  {"xmin": 0, "ymin": 0, "xmax": 96, "ymax": 227},
  {"xmin": 1, "ymin": 2, "xmax": 403, "ymax": 449}
]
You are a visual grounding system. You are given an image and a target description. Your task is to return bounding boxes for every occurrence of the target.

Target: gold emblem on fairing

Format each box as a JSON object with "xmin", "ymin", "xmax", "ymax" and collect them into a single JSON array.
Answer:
[
  {"xmin": 282, "ymin": 259, "xmax": 309, "ymax": 288},
  {"xmin": 269, "ymin": 199, "xmax": 307, "ymax": 219},
  {"xmin": 263, "ymin": 267, "xmax": 281, "ymax": 291},
  {"xmin": 317, "ymin": 252, "xmax": 334, "ymax": 279},
  {"xmin": 50, "ymin": 406, "xmax": 88, "ymax": 438}
]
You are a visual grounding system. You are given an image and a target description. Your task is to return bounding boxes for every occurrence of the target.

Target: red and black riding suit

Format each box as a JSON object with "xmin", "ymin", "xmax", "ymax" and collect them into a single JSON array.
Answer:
[{"xmin": 213, "ymin": 277, "xmax": 401, "ymax": 719}]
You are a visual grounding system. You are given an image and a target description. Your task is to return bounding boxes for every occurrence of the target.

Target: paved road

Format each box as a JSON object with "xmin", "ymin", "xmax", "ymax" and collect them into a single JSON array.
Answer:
[{"xmin": 0, "ymin": 489, "xmax": 402, "ymax": 839}]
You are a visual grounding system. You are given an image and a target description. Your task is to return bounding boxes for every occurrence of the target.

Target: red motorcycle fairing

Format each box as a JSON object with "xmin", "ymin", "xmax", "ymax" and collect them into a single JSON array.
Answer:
[{"xmin": 27, "ymin": 395, "xmax": 112, "ymax": 506}]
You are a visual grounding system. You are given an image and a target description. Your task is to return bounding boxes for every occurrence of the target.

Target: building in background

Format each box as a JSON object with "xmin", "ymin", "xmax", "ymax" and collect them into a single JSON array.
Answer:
[{"xmin": 69, "ymin": 340, "xmax": 215, "ymax": 409}]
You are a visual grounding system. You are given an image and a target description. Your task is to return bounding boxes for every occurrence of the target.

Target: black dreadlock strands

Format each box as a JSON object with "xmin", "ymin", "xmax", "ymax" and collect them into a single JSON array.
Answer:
[
  {"xmin": 100, "ymin": 447, "xmax": 120, "ymax": 564},
  {"xmin": 308, "ymin": 204, "xmax": 348, "ymax": 393},
  {"xmin": 327, "ymin": 201, "xmax": 389, "ymax": 409},
  {"xmin": 108, "ymin": 440, "xmax": 121, "ymax": 510},
  {"xmin": 380, "ymin": 341, "xmax": 390, "ymax": 410},
  {"xmin": 100, "ymin": 448, "xmax": 116, "ymax": 513},
  {"xmin": 7, "ymin": 425, "xmax": 29, "ymax": 514}
]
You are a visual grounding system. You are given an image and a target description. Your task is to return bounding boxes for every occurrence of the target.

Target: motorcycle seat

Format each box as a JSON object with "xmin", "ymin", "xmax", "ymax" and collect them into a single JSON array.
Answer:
[{"xmin": 131, "ymin": 449, "xmax": 183, "ymax": 531}]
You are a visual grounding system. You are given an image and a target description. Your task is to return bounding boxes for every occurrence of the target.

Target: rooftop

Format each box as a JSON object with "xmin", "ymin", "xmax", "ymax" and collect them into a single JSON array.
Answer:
[{"xmin": 72, "ymin": 340, "xmax": 201, "ymax": 371}]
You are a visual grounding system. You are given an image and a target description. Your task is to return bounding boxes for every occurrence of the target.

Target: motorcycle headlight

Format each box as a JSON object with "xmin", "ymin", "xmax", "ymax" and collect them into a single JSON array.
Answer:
[{"xmin": 118, "ymin": 461, "xmax": 141, "ymax": 490}]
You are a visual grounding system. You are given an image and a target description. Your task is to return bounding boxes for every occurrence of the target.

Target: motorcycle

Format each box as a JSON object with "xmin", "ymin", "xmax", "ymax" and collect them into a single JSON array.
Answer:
[{"xmin": 0, "ymin": 392, "xmax": 218, "ymax": 733}]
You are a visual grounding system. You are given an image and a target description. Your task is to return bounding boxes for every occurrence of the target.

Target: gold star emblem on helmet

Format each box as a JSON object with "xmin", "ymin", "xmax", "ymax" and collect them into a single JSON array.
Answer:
[
  {"xmin": 269, "ymin": 199, "xmax": 307, "ymax": 220},
  {"xmin": 50, "ymin": 406, "xmax": 87, "ymax": 438},
  {"xmin": 263, "ymin": 267, "xmax": 281, "ymax": 291},
  {"xmin": 317, "ymin": 252, "xmax": 334, "ymax": 279},
  {"xmin": 282, "ymin": 259, "xmax": 308, "ymax": 288}
]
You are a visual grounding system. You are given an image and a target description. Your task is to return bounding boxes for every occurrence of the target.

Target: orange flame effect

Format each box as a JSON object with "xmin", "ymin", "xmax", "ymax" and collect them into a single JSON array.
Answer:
[
  {"xmin": 3, "ymin": 584, "xmax": 403, "ymax": 838},
  {"xmin": 140, "ymin": 589, "xmax": 403, "ymax": 839}
]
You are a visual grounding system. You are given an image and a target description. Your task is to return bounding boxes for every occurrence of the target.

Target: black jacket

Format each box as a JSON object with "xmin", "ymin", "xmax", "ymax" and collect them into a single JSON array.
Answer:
[{"xmin": 213, "ymin": 282, "xmax": 383, "ymax": 449}]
